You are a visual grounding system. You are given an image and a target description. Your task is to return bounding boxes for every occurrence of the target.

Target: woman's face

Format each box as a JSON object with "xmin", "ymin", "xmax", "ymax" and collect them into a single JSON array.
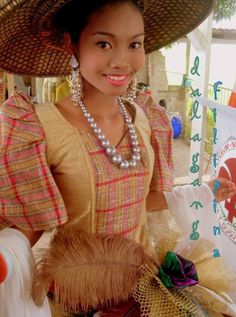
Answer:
[{"xmin": 76, "ymin": 1, "xmax": 145, "ymax": 97}]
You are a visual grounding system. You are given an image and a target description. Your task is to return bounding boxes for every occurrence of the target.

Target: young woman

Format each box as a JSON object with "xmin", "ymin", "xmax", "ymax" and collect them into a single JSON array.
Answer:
[{"xmin": 0, "ymin": 0, "xmax": 236, "ymax": 316}]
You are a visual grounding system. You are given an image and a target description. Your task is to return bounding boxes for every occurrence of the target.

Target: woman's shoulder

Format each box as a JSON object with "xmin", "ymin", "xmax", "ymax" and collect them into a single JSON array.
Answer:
[
  {"xmin": 0, "ymin": 92, "xmax": 68, "ymax": 231},
  {"xmin": 1, "ymin": 92, "xmax": 36, "ymax": 118},
  {"xmin": 135, "ymin": 91, "xmax": 171, "ymax": 132},
  {"xmin": 1, "ymin": 91, "xmax": 54, "ymax": 120},
  {"xmin": 0, "ymin": 92, "xmax": 44, "ymax": 146}
]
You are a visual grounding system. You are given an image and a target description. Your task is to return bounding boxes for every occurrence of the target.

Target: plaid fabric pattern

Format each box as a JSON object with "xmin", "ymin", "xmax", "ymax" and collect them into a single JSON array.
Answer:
[
  {"xmin": 0, "ymin": 92, "xmax": 172, "ymax": 234},
  {"xmin": 0, "ymin": 93, "xmax": 68, "ymax": 230},
  {"xmin": 136, "ymin": 92, "xmax": 174, "ymax": 192},
  {"xmin": 82, "ymin": 92, "xmax": 173, "ymax": 237},
  {"xmin": 84, "ymin": 132, "xmax": 149, "ymax": 238}
]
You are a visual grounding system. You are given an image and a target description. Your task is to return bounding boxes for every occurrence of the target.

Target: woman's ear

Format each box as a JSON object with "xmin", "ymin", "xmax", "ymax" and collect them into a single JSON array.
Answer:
[{"xmin": 63, "ymin": 33, "xmax": 74, "ymax": 54}]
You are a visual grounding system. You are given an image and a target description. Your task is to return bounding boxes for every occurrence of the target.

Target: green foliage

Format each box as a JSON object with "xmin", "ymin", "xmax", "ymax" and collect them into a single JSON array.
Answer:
[{"xmin": 214, "ymin": 0, "xmax": 236, "ymax": 21}]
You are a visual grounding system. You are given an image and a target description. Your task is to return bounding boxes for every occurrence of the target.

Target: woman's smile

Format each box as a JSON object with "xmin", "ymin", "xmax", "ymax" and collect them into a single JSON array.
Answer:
[{"xmin": 105, "ymin": 74, "xmax": 129, "ymax": 86}]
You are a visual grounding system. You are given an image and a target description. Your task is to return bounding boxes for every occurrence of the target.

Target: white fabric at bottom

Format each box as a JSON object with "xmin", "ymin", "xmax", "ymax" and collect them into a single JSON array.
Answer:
[
  {"xmin": 164, "ymin": 184, "xmax": 235, "ymax": 269},
  {"xmin": 0, "ymin": 228, "xmax": 51, "ymax": 317}
]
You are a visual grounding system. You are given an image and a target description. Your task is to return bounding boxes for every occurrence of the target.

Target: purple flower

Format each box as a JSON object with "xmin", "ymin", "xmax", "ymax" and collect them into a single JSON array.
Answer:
[{"xmin": 159, "ymin": 251, "xmax": 199, "ymax": 289}]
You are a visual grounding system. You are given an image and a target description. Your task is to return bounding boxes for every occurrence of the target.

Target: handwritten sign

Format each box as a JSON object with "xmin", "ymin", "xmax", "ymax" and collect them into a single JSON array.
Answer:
[{"xmin": 189, "ymin": 56, "xmax": 204, "ymax": 242}]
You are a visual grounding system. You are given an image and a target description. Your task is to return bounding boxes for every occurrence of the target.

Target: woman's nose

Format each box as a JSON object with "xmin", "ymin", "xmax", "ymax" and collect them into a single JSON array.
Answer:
[{"xmin": 110, "ymin": 49, "xmax": 129, "ymax": 69}]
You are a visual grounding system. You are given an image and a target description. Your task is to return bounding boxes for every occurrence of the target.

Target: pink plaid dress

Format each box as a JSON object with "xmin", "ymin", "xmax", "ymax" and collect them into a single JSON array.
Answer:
[{"xmin": 0, "ymin": 92, "xmax": 173, "ymax": 248}]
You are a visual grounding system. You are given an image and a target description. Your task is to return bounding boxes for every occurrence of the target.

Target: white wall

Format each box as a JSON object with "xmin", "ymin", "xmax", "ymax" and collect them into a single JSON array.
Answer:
[{"xmin": 162, "ymin": 41, "xmax": 236, "ymax": 90}]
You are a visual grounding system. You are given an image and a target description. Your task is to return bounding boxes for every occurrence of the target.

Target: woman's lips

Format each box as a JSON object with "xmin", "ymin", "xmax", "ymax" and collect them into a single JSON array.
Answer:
[{"xmin": 105, "ymin": 74, "xmax": 129, "ymax": 86}]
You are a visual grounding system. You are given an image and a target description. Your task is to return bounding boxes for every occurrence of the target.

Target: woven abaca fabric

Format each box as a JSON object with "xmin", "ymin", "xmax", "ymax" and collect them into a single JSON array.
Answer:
[
  {"xmin": 0, "ymin": 91, "xmax": 173, "ymax": 242},
  {"xmin": 33, "ymin": 91, "xmax": 173, "ymax": 244},
  {"xmin": 0, "ymin": 92, "xmax": 68, "ymax": 230}
]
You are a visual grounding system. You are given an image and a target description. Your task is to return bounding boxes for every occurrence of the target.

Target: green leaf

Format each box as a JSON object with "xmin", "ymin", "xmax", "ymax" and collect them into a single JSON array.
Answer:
[
  {"xmin": 159, "ymin": 266, "xmax": 173, "ymax": 289},
  {"xmin": 214, "ymin": 0, "xmax": 236, "ymax": 21}
]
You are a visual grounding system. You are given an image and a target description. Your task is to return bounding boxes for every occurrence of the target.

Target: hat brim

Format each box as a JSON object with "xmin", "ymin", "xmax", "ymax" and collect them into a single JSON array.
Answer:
[{"xmin": 0, "ymin": 0, "xmax": 216, "ymax": 77}]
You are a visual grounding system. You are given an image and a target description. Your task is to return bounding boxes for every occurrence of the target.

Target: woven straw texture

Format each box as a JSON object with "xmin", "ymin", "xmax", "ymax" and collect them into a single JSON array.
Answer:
[
  {"xmin": 133, "ymin": 264, "xmax": 202, "ymax": 317},
  {"xmin": 0, "ymin": 0, "xmax": 215, "ymax": 77}
]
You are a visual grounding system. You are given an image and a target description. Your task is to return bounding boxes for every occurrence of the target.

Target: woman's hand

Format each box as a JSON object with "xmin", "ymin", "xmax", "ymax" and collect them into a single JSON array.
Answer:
[{"xmin": 207, "ymin": 177, "xmax": 236, "ymax": 202}]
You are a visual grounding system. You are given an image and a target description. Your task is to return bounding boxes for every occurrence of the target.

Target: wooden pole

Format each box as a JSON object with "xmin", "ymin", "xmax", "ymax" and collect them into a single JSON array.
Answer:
[
  {"xmin": 6, "ymin": 74, "xmax": 15, "ymax": 97},
  {"xmin": 31, "ymin": 77, "xmax": 36, "ymax": 97}
]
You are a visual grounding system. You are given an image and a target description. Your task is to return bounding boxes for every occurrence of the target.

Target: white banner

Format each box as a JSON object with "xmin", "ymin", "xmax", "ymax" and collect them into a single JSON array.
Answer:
[{"xmin": 198, "ymin": 97, "xmax": 236, "ymax": 272}]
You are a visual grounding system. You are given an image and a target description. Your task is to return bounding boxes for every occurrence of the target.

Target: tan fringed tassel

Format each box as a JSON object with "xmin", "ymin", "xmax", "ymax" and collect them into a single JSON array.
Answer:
[{"xmin": 32, "ymin": 228, "xmax": 150, "ymax": 313}]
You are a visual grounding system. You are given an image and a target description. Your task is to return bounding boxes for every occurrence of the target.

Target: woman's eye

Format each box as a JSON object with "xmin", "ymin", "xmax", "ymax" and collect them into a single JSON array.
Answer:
[
  {"xmin": 129, "ymin": 42, "xmax": 142, "ymax": 49},
  {"xmin": 97, "ymin": 41, "xmax": 112, "ymax": 49}
]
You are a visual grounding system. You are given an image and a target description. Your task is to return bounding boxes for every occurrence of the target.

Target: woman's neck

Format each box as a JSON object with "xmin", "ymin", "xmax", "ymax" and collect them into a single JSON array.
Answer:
[{"xmin": 83, "ymin": 88, "xmax": 120, "ymax": 118}]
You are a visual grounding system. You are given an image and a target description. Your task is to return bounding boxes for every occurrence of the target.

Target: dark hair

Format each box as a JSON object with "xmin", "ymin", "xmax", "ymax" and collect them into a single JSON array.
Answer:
[
  {"xmin": 159, "ymin": 99, "xmax": 166, "ymax": 109},
  {"xmin": 53, "ymin": 0, "xmax": 143, "ymax": 45}
]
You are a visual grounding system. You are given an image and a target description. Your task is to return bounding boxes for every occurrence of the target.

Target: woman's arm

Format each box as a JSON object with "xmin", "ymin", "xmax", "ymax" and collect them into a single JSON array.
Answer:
[
  {"xmin": 146, "ymin": 177, "xmax": 236, "ymax": 213},
  {"xmin": 146, "ymin": 190, "xmax": 167, "ymax": 212},
  {"xmin": 1, "ymin": 127, "xmax": 43, "ymax": 246}
]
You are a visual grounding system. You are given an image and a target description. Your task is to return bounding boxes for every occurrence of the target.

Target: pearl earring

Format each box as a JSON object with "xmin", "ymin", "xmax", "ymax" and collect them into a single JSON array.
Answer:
[
  {"xmin": 70, "ymin": 55, "xmax": 83, "ymax": 105},
  {"xmin": 126, "ymin": 78, "xmax": 137, "ymax": 104}
]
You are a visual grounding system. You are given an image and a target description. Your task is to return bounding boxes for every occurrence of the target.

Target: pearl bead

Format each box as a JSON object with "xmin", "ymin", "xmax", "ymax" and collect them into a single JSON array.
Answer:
[
  {"xmin": 90, "ymin": 123, "xmax": 97, "ymax": 129},
  {"xmin": 94, "ymin": 127, "xmax": 101, "ymax": 134},
  {"xmin": 133, "ymin": 146, "xmax": 140, "ymax": 153},
  {"xmin": 129, "ymin": 159, "xmax": 137, "ymax": 167},
  {"xmin": 87, "ymin": 117, "xmax": 94, "ymax": 123},
  {"xmin": 130, "ymin": 133, "xmax": 137, "ymax": 140},
  {"xmin": 132, "ymin": 153, "xmax": 141, "ymax": 161},
  {"xmin": 101, "ymin": 139, "xmax": 110, "ymax": 148},
  {"xmin": 111, "ymin": 154, "xmax": 122, "ymax": 164},
  {"xmin": 106, "ymin": 146, "xmax": 116, "ymax": 156},
  {"xmin": 120, "ymin": 160, "xmax": 129, "ymax": 169},
  {"xmin": 132, "ymin": 140, "xmax": 139, "ymax": 146},
  {"xmin": 98, "ymin": 133, "xmax": 105, "ymax": 140},
  {"xmin": 73, "ymin": 95, "xmax": 141, "ymax": 169}
]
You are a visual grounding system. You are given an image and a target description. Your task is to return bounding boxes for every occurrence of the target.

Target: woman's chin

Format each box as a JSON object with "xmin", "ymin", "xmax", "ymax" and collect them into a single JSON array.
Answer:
[{"xmin": 107, "ymin": 86, "xmax": 130, "ymax": 97}]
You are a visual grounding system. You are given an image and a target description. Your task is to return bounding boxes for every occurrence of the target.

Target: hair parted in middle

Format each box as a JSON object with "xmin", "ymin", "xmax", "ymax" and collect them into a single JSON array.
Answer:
[{"xmin": 53, "ymin": 0, "xmax": 144, "ymax": 45}]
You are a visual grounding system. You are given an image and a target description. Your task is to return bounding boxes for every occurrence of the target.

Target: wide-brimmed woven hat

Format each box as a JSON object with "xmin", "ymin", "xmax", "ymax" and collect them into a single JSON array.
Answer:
[{"xmin": 0, "ymin": 0, "xmax": 215, "ymax": 77}]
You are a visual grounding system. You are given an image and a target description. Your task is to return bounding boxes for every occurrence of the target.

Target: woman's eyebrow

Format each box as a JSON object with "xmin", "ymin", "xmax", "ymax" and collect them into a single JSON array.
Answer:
[{"xmin": 92, "ymin": 32, "xmax": 145, "ymax": 38}]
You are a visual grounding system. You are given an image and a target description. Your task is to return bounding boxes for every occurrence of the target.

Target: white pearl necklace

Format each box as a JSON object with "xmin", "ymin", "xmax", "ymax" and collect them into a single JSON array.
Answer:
[{"xmin": 76, "ymin": 96, "xmax": 141, "ymax": 169}]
